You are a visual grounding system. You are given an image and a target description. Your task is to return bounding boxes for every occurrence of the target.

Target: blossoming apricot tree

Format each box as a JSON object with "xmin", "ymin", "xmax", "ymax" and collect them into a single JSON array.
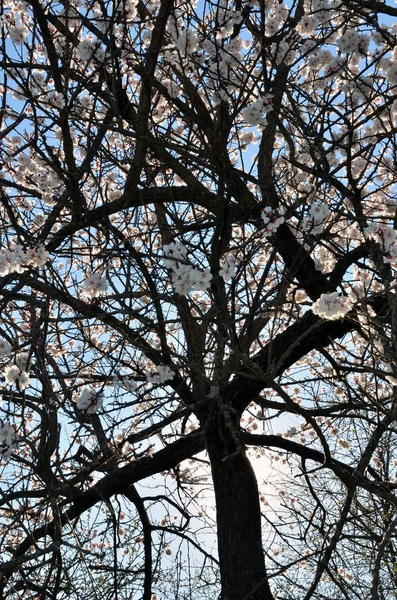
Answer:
[{"xmin": 1, "ymin": 0, "xmax": 397, "ymax": 598}]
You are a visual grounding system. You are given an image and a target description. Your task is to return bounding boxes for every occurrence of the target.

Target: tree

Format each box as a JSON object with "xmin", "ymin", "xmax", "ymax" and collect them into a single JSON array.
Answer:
[{"xmin": 1, "ymin": 0, "xmax": 397, "ymax": 597}]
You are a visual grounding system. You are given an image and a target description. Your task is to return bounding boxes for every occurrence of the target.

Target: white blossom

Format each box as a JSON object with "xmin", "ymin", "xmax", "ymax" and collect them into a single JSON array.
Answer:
[
  {"xmin": 387, "ymin": 62, "xmax": 397, "ymax": 85},
  {"xmin": 45, "ymin": 90, "xmax": 65, "ymax": 109},
  {"xmin": 162, "ymin": 241, "xmax": 188, "ymax": 266},
  {"xmin": 296, "ymin": 15, "xmax": 318, "ymax": 36},
  {"xmin": 169, "ymin": 264, "xmax": 194, "ymax": 295},
  {"xmin": 190, "ymin": 268, "xmax": 212, "ymax": 291},
  {"xmin": 121, "ymin": 441, "xmax": 133, "ymax": 455},
  {"xmin": 33, "ymin": 214, "xmax": 46, "ymax": 227},
  {"xmin": 77, "ymin": 38, "xmax": 105, "ymax": 62},
  {"xmin": 337, "ymin": 31, "xmax": 360, "ymax": 54}
]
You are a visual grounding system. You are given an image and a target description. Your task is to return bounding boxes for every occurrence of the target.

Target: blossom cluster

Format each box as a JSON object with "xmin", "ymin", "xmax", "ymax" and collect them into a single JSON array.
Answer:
[
  {"xmin": 263, "ymin": 1, "xmax": 289, "ymax": 36},
  {"xmin": 8, "ymin": 24, "xmax": 29, "ymax": 44},
  {"xmin": 364, "ymin": 223, "xmax": 397, "ymax": 266},
  {"xmin": 146, "ymin": 364, "xmax": 174, "ymax": 385},
  {"xmin": 337, "ymin": 30, "xmax": 370, "ymax": 55},
  {"xmin": 74, "ymin": 388, "xmax": 104, "ymax": 413},
  {"xmin": 0, "ymin": 244, "xmax": 49, "ymax": 276},
  {"xmin": 76, "ymin": 37, "xmax": 106, "ymax": 63},
  {"xmin": 312, "ymin": 292, "xmax": 353, "ymax": 320},
  {"xmin": 162, "ymin": 242, "xmax": 212, "ymax": 295},
  {"xmin": 364, "ymin": 223, "xmax": 396, "ymax": 252},
  {"xmin": 4, "ymin": 364, "xmax": 30, "ymax": 390},
  {"xmin": 304, "ymin": 202, "xmax": 331, "ymax": 235},
  {"xmin": 262, "ymin": 207, "xmax": 285, "ymax": 237},
  {"xmin": 166, "ymin": 18, "xmax": 200, "ymax": 56},
  {"xmin": 81, "ymin": 273, "xmax": 108, "ymax": 298},
  {"xmin": 243, "ymin": 94, "xmax": 274, "ymax": 127},
  {"xmin": 219, "ymin": 254, "xmax": 236, "ymax": 281},
  {"xmin": 215, "ymin": 9, "xmax": 243, "ymax": 39},
  {"xmin": 1, "ymin": 346, "xmax": 30, "ymax": 390}
]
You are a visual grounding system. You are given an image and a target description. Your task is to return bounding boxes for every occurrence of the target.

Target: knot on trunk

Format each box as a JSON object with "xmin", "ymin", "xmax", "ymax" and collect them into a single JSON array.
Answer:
[{"xmin": 204, "ymin": 400, "xmax": 243, "ymax": 461}]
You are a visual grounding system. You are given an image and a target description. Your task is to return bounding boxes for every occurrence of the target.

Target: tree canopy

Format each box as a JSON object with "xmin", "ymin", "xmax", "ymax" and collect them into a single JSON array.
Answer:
[{"xmin": 1, "ymin": 0, "xmax": 397, "ymax": 598}]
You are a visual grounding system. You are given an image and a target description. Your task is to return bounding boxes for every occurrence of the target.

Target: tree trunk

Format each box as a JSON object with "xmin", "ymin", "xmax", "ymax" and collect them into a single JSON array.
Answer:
[{"xmin": 204, "ymin": 403, "xmax": 273, "ymax": 600}]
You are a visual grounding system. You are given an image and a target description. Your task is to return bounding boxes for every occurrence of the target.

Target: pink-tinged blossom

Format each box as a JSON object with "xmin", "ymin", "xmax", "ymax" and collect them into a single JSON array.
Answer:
[
  {"xmin": 312, "ymin": 292, "xmax": 353, "ymax": 320},
  {"xmin": 191, "ymin": 268, "xmax": 212, "ymax": 291},
  {"xmin": 81, "ymin": 273, "xmax": 108, "ymax": 298},
  {"xmin": 365, "ymin": 224, "xmax": 397, "ymax": 257},
  {"xmin": 75, "ymin": 389, "xmax": 104, "ymax": 413},
  {"xmin": 262, "ymin": 207, "xmax": 285, "ymax": 237}
]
